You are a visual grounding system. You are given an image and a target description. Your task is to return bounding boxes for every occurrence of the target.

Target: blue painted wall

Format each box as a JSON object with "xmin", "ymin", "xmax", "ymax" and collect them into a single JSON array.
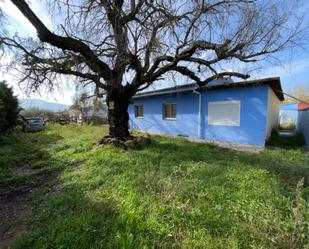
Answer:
[
  {"xmin": 129, "ymin": 91, "xmax": 199, "ymax": 137},
  {"xmin": 129, "ymin": 85, "xmax": 270, "ymax": 146},
  {"xmin": 201, "ymin": 86, "xmax": 269, "ymax": 146}
]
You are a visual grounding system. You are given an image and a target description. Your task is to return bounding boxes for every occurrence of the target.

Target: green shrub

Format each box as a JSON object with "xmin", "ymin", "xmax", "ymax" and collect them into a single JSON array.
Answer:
[
  {"xmin": 279, "ymin": 121, "xmax": 296, "ymax": 130},
  {"xmin": 266, "ymin": 130, "xmax": 305, "ymax": 148},
  {"xmin": 0, "ymin": 81, "xmax": 19, "ymax": 135}
]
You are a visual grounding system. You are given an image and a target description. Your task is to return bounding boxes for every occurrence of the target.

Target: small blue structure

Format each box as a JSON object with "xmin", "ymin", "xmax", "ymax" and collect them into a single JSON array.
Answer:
[
  {"xmin": 298, "ymin": 108, "xmax": 309, "ymax": 149},
  {"xmin": 128, "ymin": 77, "xmax": 284, "ymax": 147},
  {"xmin": 279, "ymin": 103, "xmax": 299, "ymax": 130}
]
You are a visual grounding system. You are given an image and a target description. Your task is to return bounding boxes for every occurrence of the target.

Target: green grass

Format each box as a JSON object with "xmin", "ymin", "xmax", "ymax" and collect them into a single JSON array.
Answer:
[
  {"xmin": 266, "ymin": 130, "xmax": 306, "ymax": 149},
  {"xmin": 1, "ymin": 124, "xmax": 309, "ymax": 249},
  {"xmin": 279, "ymin": 122, "xmax": 296, "ymax": 130}
]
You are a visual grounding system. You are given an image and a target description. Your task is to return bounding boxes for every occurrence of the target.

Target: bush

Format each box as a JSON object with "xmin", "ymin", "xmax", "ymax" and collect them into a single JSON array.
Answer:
[
  {"xmin": 0, "ymin": 81, "xmax": 19, "ymax": 134},
  {"xmin": 279, "ymin": 121, "xmax": 296, "ymax": 130},
  {"xmin": 266, "ymin": 130, "xmax": 305, "ymax": 148}
]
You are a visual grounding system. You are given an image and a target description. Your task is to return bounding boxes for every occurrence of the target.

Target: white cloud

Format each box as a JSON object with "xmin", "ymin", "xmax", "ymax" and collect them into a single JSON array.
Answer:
[
  {"xmin": 0, "ymin": 1, "xmax": 72, "ymax": 104},
  {"xmin": 1, "ymin": 0, "xmax": 36, "ymax": 33},
  {"xmin": 0, "ymin": 60, "xmax": 75, "ymax": 105},
  {"xmin": 1, "ymin": 0, "xmax": 52, "ymax": 35},
  {"xmin": 215, "ymin": 56, "xmax": 309, "ymax": 92},
  {"xmin": 2, "ymin": 0, "xmax": 309, "ymax": 102},
  {"xmin": 255, "ymin": 58, "xmax": 309, "ymax": 79}
]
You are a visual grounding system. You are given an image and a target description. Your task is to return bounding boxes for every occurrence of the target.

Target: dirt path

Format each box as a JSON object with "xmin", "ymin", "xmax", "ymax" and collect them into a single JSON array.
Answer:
[{"xmin": 0, "ymin": 166, "xmax": 56, "ymax": 249}]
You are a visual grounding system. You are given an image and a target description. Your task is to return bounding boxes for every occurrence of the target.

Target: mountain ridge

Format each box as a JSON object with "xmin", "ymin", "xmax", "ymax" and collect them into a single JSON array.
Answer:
[{"xmin": 19, "ymin": 98, "xmax": 70, "ymax": 111}]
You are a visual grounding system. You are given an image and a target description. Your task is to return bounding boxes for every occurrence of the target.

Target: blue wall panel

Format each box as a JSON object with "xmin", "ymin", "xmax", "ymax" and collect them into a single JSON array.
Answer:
[
  {"xmin": 201, "ymin": 86, "xmax": 269, "ymax": 146},
  {"xmin": 129, "ymin": 91, "xmax": 199, "ymax": 137},
  {"xmin": 129, "ymin": 85, "xmax": 269, "ymax": 146},
  {"xmin": 299, "ymin": 110, "xmax": 309, "ymax": 149}
]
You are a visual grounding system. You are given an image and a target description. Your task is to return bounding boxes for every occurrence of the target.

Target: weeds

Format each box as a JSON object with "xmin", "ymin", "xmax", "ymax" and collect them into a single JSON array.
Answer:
[{"xmin": 0, "ymin": 125, "xmax": 308, "ymax": 248}]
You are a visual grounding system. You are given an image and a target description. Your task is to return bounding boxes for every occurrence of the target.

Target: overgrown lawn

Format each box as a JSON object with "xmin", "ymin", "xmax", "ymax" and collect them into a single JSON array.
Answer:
[{"xmin": 0, "ymin": 125, "xmax": 308, "ymax": 248}]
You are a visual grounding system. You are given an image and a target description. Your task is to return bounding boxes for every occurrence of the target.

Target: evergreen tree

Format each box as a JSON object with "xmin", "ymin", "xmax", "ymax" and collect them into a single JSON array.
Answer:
[{"xmin": 0, "ymin": 81, "xmax": 19, "ymax": 134}]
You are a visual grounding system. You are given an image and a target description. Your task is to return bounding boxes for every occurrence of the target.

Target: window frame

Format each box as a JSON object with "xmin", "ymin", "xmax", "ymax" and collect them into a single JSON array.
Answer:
[
  {"xmin": 163, "ymin": 103, "xmax": 177, "ymax": 120},
  {"xmin": 134, "ymin": 105, "xmax": 144, "ymax": 119},
  {"xmin": 207, "ymin": 100, "xmax": 241, "ymax": 126}
]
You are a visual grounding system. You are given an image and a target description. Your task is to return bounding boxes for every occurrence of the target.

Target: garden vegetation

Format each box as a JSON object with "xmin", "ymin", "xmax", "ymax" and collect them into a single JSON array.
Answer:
[
  {"xmin": 0, "ymin": 125, "xmax": 308, "ymax": 248},
  {"xmin": 0, "ymin": 81, "xmax": 19, "ymax": 135}
]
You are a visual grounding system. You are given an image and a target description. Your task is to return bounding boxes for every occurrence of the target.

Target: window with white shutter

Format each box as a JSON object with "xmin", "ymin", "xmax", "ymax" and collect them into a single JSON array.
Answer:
[{"xmin": 208, "ymin": 101, "xmax": 240, "ymax": 126}]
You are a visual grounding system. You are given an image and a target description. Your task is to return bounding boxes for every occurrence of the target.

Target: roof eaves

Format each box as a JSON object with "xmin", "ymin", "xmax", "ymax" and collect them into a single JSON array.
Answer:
[
  {"xmin": 300, "ymin": 108, "xmax": 309, "ymax": 111},
  {"xmin": 133, "ymin": 84, "xmax": 195, "ymax": 98},
  {"xmin": 200, "ymin": 77, "xmax": 284, "ymax": 101},
  {"xmin": 132, "ymin": 77, "xmax": 284, "ymax": 101}
]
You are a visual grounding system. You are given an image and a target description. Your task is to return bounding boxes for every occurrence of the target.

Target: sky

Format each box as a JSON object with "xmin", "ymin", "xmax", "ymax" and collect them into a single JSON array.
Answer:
[{"xmin": 1, "ymin": 0, "xmax": 309, "ymax": 105}]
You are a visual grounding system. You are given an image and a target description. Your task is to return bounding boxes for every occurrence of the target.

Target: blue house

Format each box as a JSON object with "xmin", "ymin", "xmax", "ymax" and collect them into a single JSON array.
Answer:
[{"xmin": 128, "ymin": 77, "xmax": 284, "ymax": 148}]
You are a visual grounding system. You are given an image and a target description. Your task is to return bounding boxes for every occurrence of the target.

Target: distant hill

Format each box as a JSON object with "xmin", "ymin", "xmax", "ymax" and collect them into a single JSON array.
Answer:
[{"xmin": 19, "ymin": 98, "xmax": 70, "ymax": 111}]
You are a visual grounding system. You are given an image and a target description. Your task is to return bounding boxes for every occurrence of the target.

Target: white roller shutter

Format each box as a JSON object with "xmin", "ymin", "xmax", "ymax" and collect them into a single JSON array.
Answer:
[{"xmin": 208, "ymin": 100, "xmax": 241, "ymax": 126}]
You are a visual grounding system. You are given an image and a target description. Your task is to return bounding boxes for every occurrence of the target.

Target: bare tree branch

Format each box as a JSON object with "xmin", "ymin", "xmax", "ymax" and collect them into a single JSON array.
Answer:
[
  {"xmin": 11, "ymin": 0, "xmax": 113, "ymax": 80},
  {"xmin": 1, "ymin": 0, "xmax": 308, "ymax": 137}
]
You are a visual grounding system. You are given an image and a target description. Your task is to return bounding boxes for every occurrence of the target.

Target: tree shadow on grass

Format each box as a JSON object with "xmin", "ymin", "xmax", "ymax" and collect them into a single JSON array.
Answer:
[
  {"xmin": 266, "ymin": 130, "xmax": 306, "ymax": 150},
  {"xmin": 11, "ymin": 182, "xmax": 168, "ymax": 249},
  {"xmin": 0, "ymin": 130, "xmax": 64, "ymax": 248},
  {"xmin": 0, "ymin": 130, "xmax": 64, "ymax": 186},
  {"xmin": 7, "ymin": 134, "xmax": 309, "ymax": 249}
]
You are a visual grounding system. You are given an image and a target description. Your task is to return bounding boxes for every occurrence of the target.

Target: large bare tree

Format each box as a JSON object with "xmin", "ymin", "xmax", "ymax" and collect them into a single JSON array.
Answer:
[{"xmin": 0, "ymin": 0, "xmax": 307, "ymax": 138}]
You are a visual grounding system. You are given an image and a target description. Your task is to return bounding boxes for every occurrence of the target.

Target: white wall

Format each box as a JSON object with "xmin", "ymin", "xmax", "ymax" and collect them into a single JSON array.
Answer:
[{"xmin": 266, "ymin": 88, "xmax": 280, "ymax": 139}]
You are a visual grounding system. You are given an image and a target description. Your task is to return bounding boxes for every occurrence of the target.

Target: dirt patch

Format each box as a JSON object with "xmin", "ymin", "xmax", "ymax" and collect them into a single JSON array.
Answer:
[
  {"xmin": 0, "ymin": 166, "xmax": 56, "ymax": 249},
  {"xmin": 11, "ymin": 164, "xmax": 38, "ymax": 177}
]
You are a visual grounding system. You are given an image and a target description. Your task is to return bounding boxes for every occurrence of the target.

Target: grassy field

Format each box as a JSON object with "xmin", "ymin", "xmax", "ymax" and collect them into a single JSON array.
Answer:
[{"xmin": 0, "ymin": 124, "xmax": 308, "ymax": 249}]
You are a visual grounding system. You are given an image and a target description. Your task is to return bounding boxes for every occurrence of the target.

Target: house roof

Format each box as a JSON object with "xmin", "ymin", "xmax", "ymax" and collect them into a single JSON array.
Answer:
[
  {"xmin": 134, "ymin": 77, "xmax": 284, "ymax": 101},
  {"xmin": 298, "ymin": 102, "xmax": 309, "ymax": 111}
]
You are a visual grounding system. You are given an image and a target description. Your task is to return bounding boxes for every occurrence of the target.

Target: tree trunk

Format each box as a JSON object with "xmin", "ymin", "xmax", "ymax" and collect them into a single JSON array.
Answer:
[{"xmin": 107, "ymin": 89, "xmax": 131, "ymax": 139}]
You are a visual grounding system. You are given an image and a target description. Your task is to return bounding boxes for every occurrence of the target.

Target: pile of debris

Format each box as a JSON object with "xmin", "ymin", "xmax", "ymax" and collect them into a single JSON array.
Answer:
[{"xmin": 98, "ymin": 135, "xmax": 152, "ymax": 149}]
